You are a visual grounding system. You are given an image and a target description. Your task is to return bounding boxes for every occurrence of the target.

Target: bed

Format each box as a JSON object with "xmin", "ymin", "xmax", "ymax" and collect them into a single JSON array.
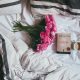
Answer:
[{"xmin": 0, "ymin": 0, "xmax": 80, "ymax": 80}]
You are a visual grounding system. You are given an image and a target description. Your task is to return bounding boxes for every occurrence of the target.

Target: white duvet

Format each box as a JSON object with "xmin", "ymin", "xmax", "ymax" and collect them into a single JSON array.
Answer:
[{"xmin": 0, "ymin": 8, "xmax": 80, "ymax": 80}]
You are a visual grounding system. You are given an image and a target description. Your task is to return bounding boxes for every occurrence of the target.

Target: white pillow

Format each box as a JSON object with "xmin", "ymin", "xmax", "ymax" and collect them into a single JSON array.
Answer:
[{"xmin": 0, "ymin": 0, "xmax": 21, "ymax": 15}]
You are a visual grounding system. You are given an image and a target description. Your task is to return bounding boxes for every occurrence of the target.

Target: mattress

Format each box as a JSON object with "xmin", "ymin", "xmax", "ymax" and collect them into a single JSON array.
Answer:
[{"xmin": 0, "ymin": 7, "xmax": 80, "ymax": 80}]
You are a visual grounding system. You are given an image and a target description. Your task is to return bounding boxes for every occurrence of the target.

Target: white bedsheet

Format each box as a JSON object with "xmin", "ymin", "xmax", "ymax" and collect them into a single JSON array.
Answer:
[{"xmin": 0, "ymin": 8, "xmax": 80, "ymax": 80}]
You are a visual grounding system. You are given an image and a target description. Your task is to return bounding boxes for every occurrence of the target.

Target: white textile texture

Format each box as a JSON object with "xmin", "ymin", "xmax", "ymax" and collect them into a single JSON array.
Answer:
[
  {"xmin": 0, "ymin": 8, "xmax": 80, "ymax": 80},
  {"xmin": 0, "ymin": 0, "xmax": 21, "ymax": 15}
]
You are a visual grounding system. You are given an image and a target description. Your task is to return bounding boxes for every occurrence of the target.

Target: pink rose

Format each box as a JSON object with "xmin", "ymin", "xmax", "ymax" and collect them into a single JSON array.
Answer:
[
  {"xmin": 40, "ymin": 32, "xmax": 45, "ymax": 39},
  {"xmin": 43, "ymin": 36, "xmax": 51, "ymax": 44},
  {"xmin": 50, "ymin": 31, "xmax": 55, "ymax": 38},
  {"xmin": 36, "ymin": 15, "xmax": 57, "ymax": 52},
  {"xmin": 40, "ymin": 32, "xmax": 50, "ymax": 43},
  {"xmin": 45, "ymin": 27, "xmax": 50, "ymax": 36},
  {"xmin": 37, "ymin": 43, "xmax": 48, "ymax": 52},
  {"xmin": 45, "ymin": 15, "xmax": 50, "ymax": 23},
  {"xmin": 52, "ymin": 24, "xmax": 57, "ymax": 32}
]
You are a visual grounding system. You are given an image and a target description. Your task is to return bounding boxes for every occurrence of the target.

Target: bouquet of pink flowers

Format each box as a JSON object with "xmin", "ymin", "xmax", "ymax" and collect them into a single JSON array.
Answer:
[
  {"xmin": 37, "ymin": 15, "xmax": 57, "ymax": 52},
  {"xmin": 13, "ymin": 15, "xmax": 57, "ymax": 52}
]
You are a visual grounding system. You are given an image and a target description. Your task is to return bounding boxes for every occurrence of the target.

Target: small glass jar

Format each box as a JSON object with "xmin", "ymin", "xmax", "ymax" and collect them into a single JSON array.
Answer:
[{"xmin": 72, "ymin": 41, "xmax": 80, "ymax": 50}]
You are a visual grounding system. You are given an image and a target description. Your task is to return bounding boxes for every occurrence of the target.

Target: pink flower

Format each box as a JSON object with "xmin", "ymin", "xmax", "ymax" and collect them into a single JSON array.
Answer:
[
  {"xmin": 46, "ymin": 22, "xmax": 52, "ymax": 29},
  {"xmin": 40, "ymin": 32, "xmax": 45, "ymax": 39},
  {"xmin": 45, "ymin": 27, "xmax": 50, "ymax": 36},
  {"xmin": 52, "ymin": 23, "xmax": 57, "ymax": 32},
  {"xmin": 44, "ymin": 36, "xmax": 51, "ymax": 44},
  {"xmin": 45, "ymin": 15, "xmax": 50, "ymax": 23},
  {"xmin": 37, "ymin": 43, "xmax": 48, "ymax": 52},
  {"xmin": 49, "ymin": 15, "xmax": 53, "ymax": 21},
  {"xmin": 40, "ymin": 32, "xmax": 51, "ymax": 44},
  {"xmin": 51, "ymin": 31, "xmax": 55, "ymax": 37},
  {"xmin": 36, "ymin": 15, "xmax": 57, "ymax": 52}
]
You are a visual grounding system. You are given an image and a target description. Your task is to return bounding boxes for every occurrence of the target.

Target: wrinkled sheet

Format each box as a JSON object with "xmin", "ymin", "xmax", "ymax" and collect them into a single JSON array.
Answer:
[{"xmin": 0, "ymin": 8, "xmax": 80, "ymax": 80}]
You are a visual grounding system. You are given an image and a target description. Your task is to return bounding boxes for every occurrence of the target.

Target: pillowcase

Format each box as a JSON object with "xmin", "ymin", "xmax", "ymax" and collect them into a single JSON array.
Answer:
[
  {"xmin": 30, "ymin": 0, "xmax": 80, "ymax": 17},
  {"xmin": 0, "ymin": 0, "xmax": 21, "ymax": 15}
]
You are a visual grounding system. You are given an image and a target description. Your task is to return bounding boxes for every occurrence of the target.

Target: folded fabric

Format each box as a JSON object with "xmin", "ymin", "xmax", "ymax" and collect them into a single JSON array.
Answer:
[
  {"xmin": 31, "ymin": 0, "xmax": 80, "ymax": 17},
  {"xmin": 0, "ymin": 0, "xmax": 21, "ymax": 15}
]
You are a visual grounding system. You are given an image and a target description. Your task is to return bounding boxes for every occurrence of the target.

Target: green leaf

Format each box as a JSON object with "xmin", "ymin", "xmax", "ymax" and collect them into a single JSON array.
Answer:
[{"xmin": 13, "ymin": 19, "xmax": 45, "ymax": 50}]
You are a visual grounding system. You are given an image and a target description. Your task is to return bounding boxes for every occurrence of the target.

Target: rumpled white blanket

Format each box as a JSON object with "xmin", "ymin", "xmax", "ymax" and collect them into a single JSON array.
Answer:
[{"xmin": 0, "ymin": 8, "xmax": 80, "ymax": 80}]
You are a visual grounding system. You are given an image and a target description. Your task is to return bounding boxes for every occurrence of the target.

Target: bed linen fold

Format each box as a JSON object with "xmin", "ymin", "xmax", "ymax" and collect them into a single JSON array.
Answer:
[{"xmin": 0, "ymin": 9, "xmax": 80, "ymax": 80}]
